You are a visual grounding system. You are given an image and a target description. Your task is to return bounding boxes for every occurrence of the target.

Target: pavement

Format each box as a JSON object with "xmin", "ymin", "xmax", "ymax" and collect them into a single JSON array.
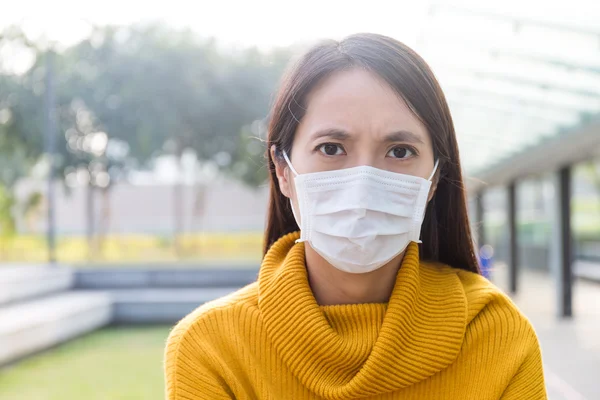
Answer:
[{"xmin": 491, "ymin": 265, "xmax": 600, "ymax": 400}]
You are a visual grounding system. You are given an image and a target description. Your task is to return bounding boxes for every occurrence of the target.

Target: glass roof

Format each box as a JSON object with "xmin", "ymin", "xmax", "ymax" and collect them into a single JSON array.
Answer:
[{"xmin": 415, "ymin": 1, "xmax": 600, "ymax": 174}]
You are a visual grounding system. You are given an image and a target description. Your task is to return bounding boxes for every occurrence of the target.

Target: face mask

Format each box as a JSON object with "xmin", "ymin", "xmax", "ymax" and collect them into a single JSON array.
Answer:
[{"xmin": 282, "ymin": 151, "xmax": 438, "ymax": 274}]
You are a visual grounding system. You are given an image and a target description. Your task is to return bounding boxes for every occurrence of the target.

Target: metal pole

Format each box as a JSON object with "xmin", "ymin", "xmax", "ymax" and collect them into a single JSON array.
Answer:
[
  {"xmin": 86, "ymin": 180, "xmax": 95, "ymax": 260},
  {"xmin": 44, "ymin": 51, "xmax": 57, "ymax": 264},
  {"xmin": 507, "ymin": 182, "xmax": 518, "ymax": 294},
  {"xmin": 558, "ymin": 166, "xmax": 573, "ymax": 318},
  {"xmin": 173, "ymin": 143, "xmax": 183, "ymax": 258}
]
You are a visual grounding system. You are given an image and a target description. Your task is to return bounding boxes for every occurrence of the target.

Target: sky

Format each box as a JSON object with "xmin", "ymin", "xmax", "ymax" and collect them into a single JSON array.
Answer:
[
  {"xmin": 0, "ymin": 0, "xmax": 430, "ymax": 50},
  {"xmin": 2, "ymin": 0, "xmax": 598, "ymax": 50}
]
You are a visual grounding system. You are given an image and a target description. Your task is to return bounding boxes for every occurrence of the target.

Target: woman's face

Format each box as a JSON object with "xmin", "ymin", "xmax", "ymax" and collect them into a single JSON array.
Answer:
[{"xmin": 275, "ymin": 68, "xmax": 436, "ymax": 206}]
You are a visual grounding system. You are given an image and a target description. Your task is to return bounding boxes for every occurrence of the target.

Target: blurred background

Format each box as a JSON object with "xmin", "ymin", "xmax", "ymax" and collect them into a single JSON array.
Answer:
[{"xmin": 0, "ymin": 0, "xmax": 598, "ymax": 399}]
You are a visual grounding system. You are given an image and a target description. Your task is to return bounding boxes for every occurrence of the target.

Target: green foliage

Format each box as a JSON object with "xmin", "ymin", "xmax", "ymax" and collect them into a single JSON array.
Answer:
[
  {"xmin": 229, "ymin": 122, "xmax": 269, "ymax": 187},
  {"xmin": 0, "ymin": 74, "xmax": 43, "ymax": 188},
  {"xmin": 0, "ymin": 184, "xmax": 16, "ymax": 236},
  {"xmin": 54, "ymin": 24, "xmax": 288, "ymax": 178},
  {"xmin": 22, "ymin": 190, "xmax": 43, "ymax": 217},
  {"xmin": 1, "ymin": 23, "xmax": 292, "ymax": 191}
]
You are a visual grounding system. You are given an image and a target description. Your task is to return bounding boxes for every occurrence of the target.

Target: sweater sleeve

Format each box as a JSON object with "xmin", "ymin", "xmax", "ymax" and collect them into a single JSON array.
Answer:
[
  {"xmin": 164, "ymin": 320, "xmax": 234, "ymax": 400},
  {"xmin": 500, "ymin": 337, "xmax": 547, "ymax": 400}
]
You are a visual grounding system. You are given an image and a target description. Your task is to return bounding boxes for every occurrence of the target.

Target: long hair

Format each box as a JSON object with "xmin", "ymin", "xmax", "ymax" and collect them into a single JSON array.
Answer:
[{"xmin": 264, "ymin": 33, "xmax": 480, "ymax": 274}]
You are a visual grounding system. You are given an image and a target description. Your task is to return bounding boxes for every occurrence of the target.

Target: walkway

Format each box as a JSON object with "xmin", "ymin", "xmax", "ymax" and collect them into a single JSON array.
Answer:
[{"xmin": 491, "ymin": 265, "xmax": 600, "ymax": 400}]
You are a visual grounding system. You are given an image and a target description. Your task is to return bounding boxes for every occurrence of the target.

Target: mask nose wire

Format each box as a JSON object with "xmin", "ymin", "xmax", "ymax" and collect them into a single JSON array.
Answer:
[
  {"xmin": 428, "ymin": 160, "xmax": 440, "ymax": 182},
  {"xmin": 282, "ymin": 150, "xmax": 299, "ymax": 177}
]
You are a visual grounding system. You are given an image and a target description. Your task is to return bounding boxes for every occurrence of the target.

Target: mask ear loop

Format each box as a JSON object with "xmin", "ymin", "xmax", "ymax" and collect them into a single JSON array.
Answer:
[
  {"xmin": 414, "ymin": 160, "xmax": 440, "ymax": 245},
  {"xmin": 281, "ymin": 150, "xmax": 304, "ymax": 242},
  {"xmin": 428, "ymin": 159, "xmax": 440, "ymax": 182},
  {"xmin": 282, "ymin": 150, "xmax": 299, "ymax": 176}
]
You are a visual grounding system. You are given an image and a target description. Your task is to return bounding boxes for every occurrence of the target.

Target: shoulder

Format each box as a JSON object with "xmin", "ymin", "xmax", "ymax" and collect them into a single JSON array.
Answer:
[
  {"xmin": 451, "ymin": 268, "xmax": 544, "ymax": 389},
  {"xmin": 454, "ymin": 269, "xmax": 526, "ymax": 321},
  {"xmin": 164, "ymin": 283, "xmax": 257, "ymax": 398},
  {"xmin": 452, "ymin": 268, "xmax": 539, "ymax": 350},
  {"xmin": 165, "ymin": 282, "xmax": 259, "ymax": 362},
  {"xmin": 423, "ymin": 262, "xmax": 536, "ymax": 336},
  {"xmin": 422, "ymin": 263, "xmax": 541, "ymax": 367},
  {"xmin": 167, "ymin": 281, "xmax": 259, "ymax": 341}
]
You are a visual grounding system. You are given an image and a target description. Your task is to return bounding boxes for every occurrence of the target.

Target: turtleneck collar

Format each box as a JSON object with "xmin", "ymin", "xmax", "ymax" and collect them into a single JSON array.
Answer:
[{"xmin": 257, "ymin": 232, "xmax": 467, "ymax": 399}]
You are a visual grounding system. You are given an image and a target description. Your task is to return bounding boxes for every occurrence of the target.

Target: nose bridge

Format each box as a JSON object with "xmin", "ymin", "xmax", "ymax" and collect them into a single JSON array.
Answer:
[
  {"xmin": 356, "ymin": 154, "xmax": 378, "ymax": 168},
  {"xmin": 354, "ymin": 139, "xmax": 378, "ymax": 168}
]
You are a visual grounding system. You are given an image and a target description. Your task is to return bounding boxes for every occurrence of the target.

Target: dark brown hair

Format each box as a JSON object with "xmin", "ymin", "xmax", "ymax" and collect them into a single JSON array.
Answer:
[{"xmin": 264, "ymin": 33, "xmax": 480, "ymax": 274}]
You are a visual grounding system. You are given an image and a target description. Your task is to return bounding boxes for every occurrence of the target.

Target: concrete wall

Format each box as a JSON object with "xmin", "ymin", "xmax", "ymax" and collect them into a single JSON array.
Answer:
[
  {"xmin": 74, "ymin": 268, "xmax": 259, "ymax": 289},
  {"xmin": 14, "ymin": 178, "xmax": 269, "ymax": 235}
]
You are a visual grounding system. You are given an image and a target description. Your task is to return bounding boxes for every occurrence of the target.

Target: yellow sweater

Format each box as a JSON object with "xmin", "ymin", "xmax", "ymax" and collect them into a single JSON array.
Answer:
[{"xmin": 165, "ymin": 232, "xmax": 546, "ymax": 399}]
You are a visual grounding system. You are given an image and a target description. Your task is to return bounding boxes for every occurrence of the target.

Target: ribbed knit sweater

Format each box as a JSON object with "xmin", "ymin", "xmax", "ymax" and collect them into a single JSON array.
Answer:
[{"xmin": 165, "ymin": 232, "xmax": 546, "ymax": 399}]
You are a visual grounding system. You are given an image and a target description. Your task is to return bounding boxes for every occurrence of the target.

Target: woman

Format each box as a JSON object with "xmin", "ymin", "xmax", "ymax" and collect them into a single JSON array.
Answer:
[{"xmin": 165, "ymin": 33, "xmax": 546, "ymax": 399}]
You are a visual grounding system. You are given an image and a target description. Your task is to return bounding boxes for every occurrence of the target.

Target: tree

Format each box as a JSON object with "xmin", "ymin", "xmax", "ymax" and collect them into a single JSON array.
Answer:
[
  {"xmin": 0, "ymin": 27, "xmax": 44, "ymax": 239},
  {"xmin": 1, "ymin": 23, "xmax": 293, "ymax": 257}
]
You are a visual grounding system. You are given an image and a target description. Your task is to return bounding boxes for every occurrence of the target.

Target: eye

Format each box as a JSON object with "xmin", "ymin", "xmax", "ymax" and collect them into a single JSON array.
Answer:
[
  {"xmin": 386, "ymin": 146, "xmax": 415, "ymax": 159},
  {"xmin": 317, "ymin": 143, "xmax": 346, "ymax": 156}
]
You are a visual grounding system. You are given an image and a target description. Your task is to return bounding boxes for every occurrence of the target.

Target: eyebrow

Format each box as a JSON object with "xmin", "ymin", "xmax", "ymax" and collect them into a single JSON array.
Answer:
[
  {"xmin": 384, "ymin": 130, "xmax": 424, "ymax": 144},
  {"xmin": 311, "ymin": 129, "xmax": 352, "ymax": 141},
  {"xmin": 311, "ymin": 128, "xmax": 424, "ymax": 144}
]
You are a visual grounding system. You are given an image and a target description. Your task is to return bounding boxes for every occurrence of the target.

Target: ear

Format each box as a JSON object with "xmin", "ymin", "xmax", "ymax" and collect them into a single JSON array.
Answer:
[{"xmin": 271, "ymin": 145, "xmax": 293, "ymax": 198}]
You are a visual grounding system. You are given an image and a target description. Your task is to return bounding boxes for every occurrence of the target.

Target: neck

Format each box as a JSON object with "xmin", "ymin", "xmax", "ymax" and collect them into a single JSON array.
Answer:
[{"xmin": 305, "ymin": 244, "xmax": 405, "ymax": 306}]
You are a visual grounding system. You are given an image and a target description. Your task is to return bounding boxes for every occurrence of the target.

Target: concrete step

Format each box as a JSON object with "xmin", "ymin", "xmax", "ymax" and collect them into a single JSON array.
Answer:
[
  {"xmin": 105, "ymin": 288, "xmax": 239, "ymax": 324},
  {"xmin": 0, "ymin": 292, "xmax": 111, "ymax": 366},
  {"xmin": 0, "ymin": 265, "xmax": 73, "ymax": 306},
  {"xmin": 74, "ymin": 268, "xmax": 258, "ymax": 289}
]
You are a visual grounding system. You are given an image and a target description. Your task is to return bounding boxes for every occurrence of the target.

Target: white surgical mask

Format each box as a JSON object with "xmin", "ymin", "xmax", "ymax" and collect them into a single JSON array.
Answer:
[{"xmin": 283, "ymin": 151, "xmax": 438, "ymax": 274}]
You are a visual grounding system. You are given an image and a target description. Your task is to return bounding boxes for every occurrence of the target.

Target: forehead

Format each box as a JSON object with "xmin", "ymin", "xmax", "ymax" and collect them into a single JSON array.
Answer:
[{"xmin": 299, "ymin": 68, "xmax": 428, "ymax": 139}]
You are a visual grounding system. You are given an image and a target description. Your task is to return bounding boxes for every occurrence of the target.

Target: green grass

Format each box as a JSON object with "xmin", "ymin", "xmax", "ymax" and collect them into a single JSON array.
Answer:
[{"xmin": 0, "ymin": 326, "xmax": 172, "ymax": 400}]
